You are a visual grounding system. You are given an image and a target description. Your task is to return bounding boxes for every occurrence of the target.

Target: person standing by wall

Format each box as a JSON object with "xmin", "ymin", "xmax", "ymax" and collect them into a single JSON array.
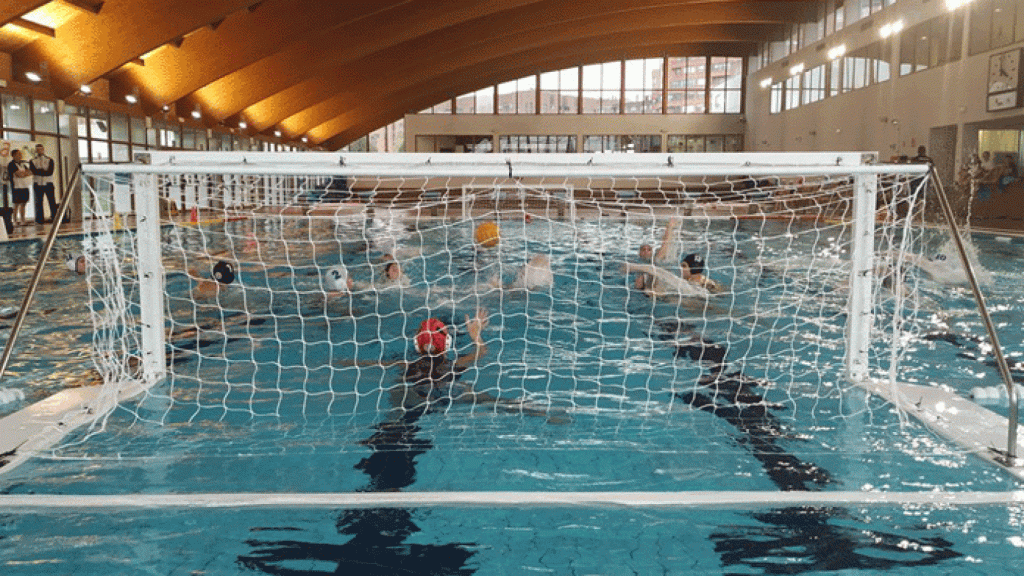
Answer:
[
  {"xmin": 30, "ymin": 144, "xmax": 58, "ymax": 224},
  {"xmin": 6, "ymin": 149, "xmax": 33, "ymax": 227}
]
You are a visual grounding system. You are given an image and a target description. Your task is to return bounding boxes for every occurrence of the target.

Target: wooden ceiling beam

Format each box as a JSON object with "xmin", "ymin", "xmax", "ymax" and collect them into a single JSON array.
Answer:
[
  {"xmin": 114, "ymin": 0, "xmax": 412, "ymax": 107},
  {"xmin": 206, "ymin": 0, "xmax": 802, "ymax": 124},
  {"xmin": 60, "ymin": 0, "xmax": 104, "ymax": 15},
  {"xmin": 0, "ymin": 1, "xmax": 50, "ymax": 28},
  {"xmin": 11, "ymin": 0, "xmax": 262, "ymax": 98},
  {"xmin": 9, "ymin": 17, "xmax": 55, "ymax": 37},
  {"xmin": 174, "ymin": 0, "xmax": 544, "ymax": 117}
]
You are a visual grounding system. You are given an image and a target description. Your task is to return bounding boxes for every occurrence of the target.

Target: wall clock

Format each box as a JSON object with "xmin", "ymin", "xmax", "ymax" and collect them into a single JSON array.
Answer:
[{"xmin": 988, "ymin": 48, "xmax": 1020, "ymax": 94}]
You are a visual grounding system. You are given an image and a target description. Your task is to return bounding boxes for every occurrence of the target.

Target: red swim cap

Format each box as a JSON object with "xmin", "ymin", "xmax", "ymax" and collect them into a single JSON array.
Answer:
[{"xmin": 415, "ymin": 318, "xmax": 449, "ymax": 355}]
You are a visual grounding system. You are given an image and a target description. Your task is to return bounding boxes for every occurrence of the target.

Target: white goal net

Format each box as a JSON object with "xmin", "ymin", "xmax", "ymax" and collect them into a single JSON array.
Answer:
[{"xmin": 43, "ymin": 151, "xmax": 943, "ymax": 501}]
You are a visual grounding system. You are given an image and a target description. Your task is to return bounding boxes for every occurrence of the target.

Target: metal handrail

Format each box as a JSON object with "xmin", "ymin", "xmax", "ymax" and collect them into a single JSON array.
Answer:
[
  {"xmin": 929, "ymin": 166, "xmax": 1018, "ymax": 460},
  {"xmin": 0, "ymin": 165, "xmax": 82, "ymax": 383}
]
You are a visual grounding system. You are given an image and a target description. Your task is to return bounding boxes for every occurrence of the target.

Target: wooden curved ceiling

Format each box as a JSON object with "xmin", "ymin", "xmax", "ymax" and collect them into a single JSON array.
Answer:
[{"xmin": 1, "ymin": 0, "xmax": 810, "ymax": 149}]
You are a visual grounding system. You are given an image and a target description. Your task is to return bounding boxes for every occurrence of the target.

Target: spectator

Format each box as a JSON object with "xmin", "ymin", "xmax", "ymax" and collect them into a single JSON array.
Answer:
[
  {"xmin": 30, "ymin": 144, "xmax": 58, "ymax": 224},
  {"xmin": 6, "ymin": 149, "xmax": 32, "ymax": 227}
]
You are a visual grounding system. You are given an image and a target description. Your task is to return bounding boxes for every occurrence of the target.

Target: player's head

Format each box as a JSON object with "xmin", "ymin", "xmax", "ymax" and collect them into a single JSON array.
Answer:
[
  {"xmin": 638, "ymin": 244, "xmax": 653, "ymax": 262},
  {"xmin": 384, "ymin": 261, "xmax": 401, "ymax": 281},
  {"xmin": 66, "ymin": 253, "xmax": 86, "ymax": 275},
  {"xmin": 324, "ymin": 264, "xmax": 352, "ymax": 292},
  {"xmin": 212, "ymin": 261, "xmax": 235, "ymax": 285},
  {"xmin": 415, "ymin": 318, "xmax": 451, "ymax": 356},
  {"xmin": 683, "ymin": 253, "xmax": 705, "ymax": 276}
]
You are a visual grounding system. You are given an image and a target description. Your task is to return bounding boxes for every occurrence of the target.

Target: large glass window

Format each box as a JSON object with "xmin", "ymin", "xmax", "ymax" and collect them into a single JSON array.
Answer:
[
  {"xmin": 540, "ymin": 67, "xmax": 579, "ymax": 114},
  {"xmin": 2, "ymin": 94, "xmax": 31, "ymax": 130},
  {"xmin": 498, "ymin": 76, "xmax": 536, "ymax": 114},
  {"xmin": 110, "ymin": 112, "xmax": 129, "ymax": 141},
  {"xmin": 666, "ymin": 57, "xmax": 706, "ymax": 113},
  {"xmin": 33, "ymin": 99, "xmax": 57, "ymax": 133},
  {"xmin": 901, "ymin": 14, "xmax": 961, "ymax": 76},
  {"xmin": 623, "ymin": 58, "xmax": 662, "ymax": 114},
  {"xmin": 582, "ymin": 135, "xmax": 660, "ymax": 153},
  {"xmin": 131, "ymin": 116, "xmax": 147, "ymax": 146},
  {"xmin": 802, "ymin": 65, "xmax": 826, "ymax": 105},
  {"xmin": 456, "ymin": 86, "xmax": 495, "ymax": 114},
  {"xmin": 500, "ymin": 135, "xmax": 575, "ymax": 153},
  {"xmin": 89, "ymin": 111, "xmax": 110, "ymax": 141},
  {"xmin": 581, "ymin": 62, "xmax": 620, "ymax": 113},
  {"xmin": 709, "ymin": 56, "xmax": 743, "ymax": 113},
  {"xmin": 770, "ymin": 82, "xmax": 783, "ymax": 114}
]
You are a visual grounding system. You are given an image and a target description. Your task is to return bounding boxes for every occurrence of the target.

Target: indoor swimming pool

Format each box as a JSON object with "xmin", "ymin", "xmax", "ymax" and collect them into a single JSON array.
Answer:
[{"xmin": 1, "ymin": 215, "xmax": 1023, "ymax": 575}]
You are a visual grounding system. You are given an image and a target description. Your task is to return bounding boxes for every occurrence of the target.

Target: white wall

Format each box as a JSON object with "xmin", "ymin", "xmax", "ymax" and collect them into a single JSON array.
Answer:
[{"xmin": 745, "ymin": 0, "xmax": 1024, "ymax": 172}]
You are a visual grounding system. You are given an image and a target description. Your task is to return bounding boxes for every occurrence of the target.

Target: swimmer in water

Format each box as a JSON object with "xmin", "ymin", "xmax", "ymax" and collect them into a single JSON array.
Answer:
[
  {"xmin": 490, "ymin": 253, "xmax": 554, "ymax": 292},
  {"xmin": 681, "ymin": 253, "xmax": 724, "ymax": 293}
]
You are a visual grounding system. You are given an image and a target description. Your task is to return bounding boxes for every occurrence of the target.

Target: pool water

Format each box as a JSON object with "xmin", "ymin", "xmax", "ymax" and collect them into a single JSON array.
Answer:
[{"xmin": 2, "ymin": 216, "xmax": 1024, "ymax": 575}]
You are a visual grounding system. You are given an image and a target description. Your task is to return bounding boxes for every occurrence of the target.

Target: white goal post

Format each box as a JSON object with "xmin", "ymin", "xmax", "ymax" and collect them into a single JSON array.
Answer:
[{"xmin": 81, "ymin": 151, "xmax": 927, "ymax": 396}]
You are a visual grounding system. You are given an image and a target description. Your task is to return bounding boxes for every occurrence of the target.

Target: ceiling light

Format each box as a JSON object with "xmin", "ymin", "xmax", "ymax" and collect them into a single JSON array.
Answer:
[
  {"xmin": 25, "ymin": 71, "xmax": 42, "ymax": 83},
  {"xmin": 162, "ymin": 105, "xmax": 170, "ymax": 112},
  {"xmin": 301, "ymin": 136, "xmax": 308, "ymax": 143},
  {"xmin": 789, "ymin": 63, "xmax": 804, "ymax": 76},
  {"xmin": 946, "ymin": 0, "xmax": 972, "ymax": 8},
  {"xmin": 125, "ymin": 93, "xmax": 138, "ymax": 104},
  {"xmin": 827, "ymin": 45, "xmax": 846, "ymax": 60},
  {"xmin": 80, "ymin": 84, "xmax": 92, "ymax": 95},
  {"xmin": 274, "ymin": 130, "xmax": 282, "ymax": 138},
  {"xmin": 759, "ymin": 77, "xmax": 772, "ymax": 89},
  {"xmin": 191, "ymin": 105, "xmax": 201, "ymax": 119},
  {"xmin": 238, "ymin": 121, "xmax": 248, "ymax": 130}
]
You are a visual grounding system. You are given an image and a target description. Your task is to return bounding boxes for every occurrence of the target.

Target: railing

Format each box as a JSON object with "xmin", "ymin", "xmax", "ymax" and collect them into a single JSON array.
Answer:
[{"xmin": 930, "ymin": 166, "xmax": 1018, "ymax": 461}]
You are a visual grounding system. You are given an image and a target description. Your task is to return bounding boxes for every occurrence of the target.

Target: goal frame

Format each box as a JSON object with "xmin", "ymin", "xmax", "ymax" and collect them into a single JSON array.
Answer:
[{"xmin": 82, "ymin": 151, "xmax": 928, "ymax": 399}]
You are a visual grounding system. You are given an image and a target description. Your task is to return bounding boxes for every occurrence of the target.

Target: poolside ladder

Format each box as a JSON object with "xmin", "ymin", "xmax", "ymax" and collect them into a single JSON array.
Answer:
[
  {"xmin": 929, "ymin": 165, "xmax": 1018, "ymax": 461},
  {"xmin": 0, "ymin": 165, "xmax": 82, "ymax": 383}
]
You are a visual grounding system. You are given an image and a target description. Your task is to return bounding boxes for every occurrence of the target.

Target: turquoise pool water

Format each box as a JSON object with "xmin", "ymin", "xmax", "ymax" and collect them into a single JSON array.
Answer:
[{"xmin": 1, "ymin": 216, "xmax": 1024, "ymax": 575}]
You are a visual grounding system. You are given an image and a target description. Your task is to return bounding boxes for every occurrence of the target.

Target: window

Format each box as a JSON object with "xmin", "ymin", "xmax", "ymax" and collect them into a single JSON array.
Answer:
[
  {"xmin": 498, "ymin": 76, "xmax": 537, "ymax": 114},
  {"xmin": 582, "ymin": 62, "xmax": 621, "ymax": 113},
  {"xmin": 666, "ymin": 57, "xmax": 706, "ymax": 113},
  {"xmin": 785, "ymin": 75, "xmax": 800, "ymax": 110},
  {"xmin": 131, "ymin": 116, "xmax": 147, "ymax": 146},
  {"xmin": 770, "ymin": 82, "xmax": 783, "ymax": 114},
  {"xmin": 901, "ymin": 14, "xmax": 960, "ymax": 76},
  {"xmin": 110, "ymin": 113, "xmax": 129, "ymax": 142},
  {"xmin": 709, "ymin": 56, "xmax": 743, "ymax": 113},
  {"xmin": 623, "ymin": 58, "xmax": 662, "ymax": 114},
  {"xmin": 33, "ymin": 99, "xmax": 57, "ymax": 133},
  {"xmin": 2, "ymin": 94, "xmax": 31, "ymax": 131},
  {"xmin": 500, "ymin": 135, "xmax": 575, "ymax": 153},
  {"xmin": 540, "ymin": 67, "xmax": 579, "ymax": 114},
  {"xmin": 802, "ymin": 65, "xmax": 826, "ymax": 105},
  {"xmin": 581, "ymin": 135, "xmax": 660, "ymax": 153}
]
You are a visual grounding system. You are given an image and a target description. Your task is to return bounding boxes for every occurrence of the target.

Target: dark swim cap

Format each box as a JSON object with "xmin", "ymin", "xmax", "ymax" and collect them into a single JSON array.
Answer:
[
  {"xmin": 212, "ymin": 261, "xmax": 235, "ymax": 285},
  {"xmin": 683, "ymin": 253, "xmax": 705, "ymax": 275}
]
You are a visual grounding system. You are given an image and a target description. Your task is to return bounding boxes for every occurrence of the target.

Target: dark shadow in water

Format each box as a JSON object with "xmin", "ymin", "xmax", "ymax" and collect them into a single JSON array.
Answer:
[
  {"xmin": 660, "ymin": 319, "xmax": 961, "ymax": 573},
  {"xmin": 238, "ymin": 382, "xmax": 478, "ymax": 575}
]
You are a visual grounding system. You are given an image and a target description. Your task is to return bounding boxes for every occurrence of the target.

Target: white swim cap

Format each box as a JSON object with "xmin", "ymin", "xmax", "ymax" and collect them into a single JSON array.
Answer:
[
  {"xmin": 325, "ymin": 264, "xmax": 350, "ymax": 292},
  {"xmin": 65, "ymin": 253, "xmax": 84, "ymax": 273}
]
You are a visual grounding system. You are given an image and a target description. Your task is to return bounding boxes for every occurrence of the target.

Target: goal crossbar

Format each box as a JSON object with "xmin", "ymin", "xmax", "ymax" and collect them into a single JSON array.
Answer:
[{"xmin": 1, "ymin": 490, "xmax": 1022, "ymax": 511}]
